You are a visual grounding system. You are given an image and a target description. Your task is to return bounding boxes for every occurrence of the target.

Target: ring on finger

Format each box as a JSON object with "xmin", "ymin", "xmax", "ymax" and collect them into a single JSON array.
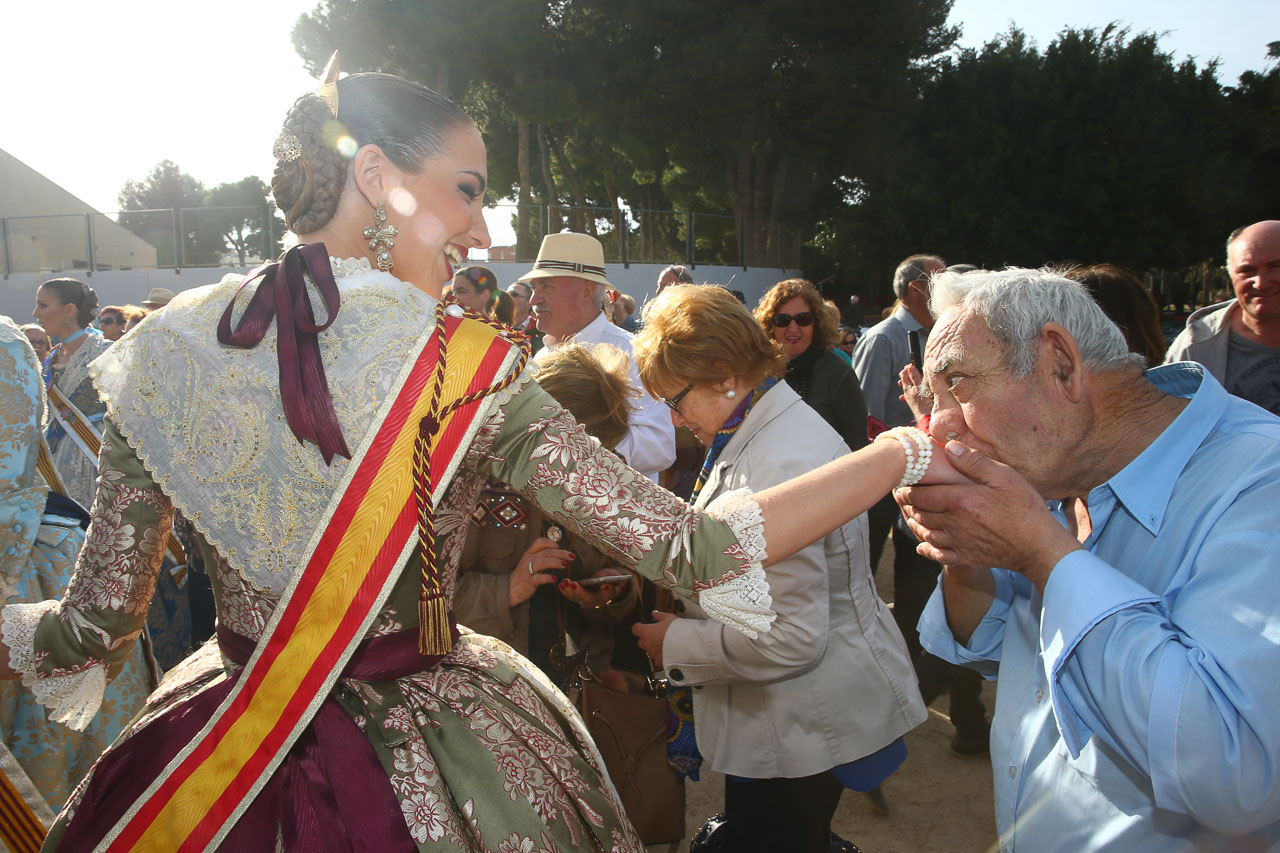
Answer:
[{"xmin": 527, "ymin": 560, "xmax": 534, "ymax": 575}]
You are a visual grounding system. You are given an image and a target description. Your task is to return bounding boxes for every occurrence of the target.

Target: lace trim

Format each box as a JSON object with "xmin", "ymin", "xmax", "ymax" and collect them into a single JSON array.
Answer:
[
  {"xmin": 695, "ymin": 488, "xmax": 774, "ymax": 638},
  {"xmin": 1, "ymin": 601, "xmax": 106, "ymax": 731},
  {"xmin": 329, "ymin": 256, "xmax": 372, "ymax": 277}
]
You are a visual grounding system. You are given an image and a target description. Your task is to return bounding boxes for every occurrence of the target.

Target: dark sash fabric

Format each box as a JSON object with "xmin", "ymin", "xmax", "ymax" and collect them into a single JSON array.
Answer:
[{"xmin": 56, "ymin": 621, "xmax": 458, "ymax": 853}]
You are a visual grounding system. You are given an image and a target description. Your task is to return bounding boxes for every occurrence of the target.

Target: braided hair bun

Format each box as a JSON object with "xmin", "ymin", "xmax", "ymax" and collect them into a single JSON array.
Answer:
[
  {"xmin": 270, "ymin": 73, "xmax": 474, "ymax": 236},
  {"xmin": 271, "ymin": 93, "xmax": 348, "ymax": 234}
]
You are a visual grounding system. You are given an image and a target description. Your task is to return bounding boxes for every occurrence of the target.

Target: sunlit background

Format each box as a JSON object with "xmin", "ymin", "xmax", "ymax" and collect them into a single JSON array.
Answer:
[{"xmin": 2, "ymin": 0, "xmax": 1277, "ymax": 220}]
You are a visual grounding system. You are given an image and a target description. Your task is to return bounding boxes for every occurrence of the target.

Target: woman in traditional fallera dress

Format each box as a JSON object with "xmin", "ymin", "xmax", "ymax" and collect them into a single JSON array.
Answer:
[
  {"xmin": 0, "ymin": 316, "xmax": 154, "ymax": 822},
  {"xmin": 0, "ymin": 62, "xmax": 958, "ymax": 852},
  {"xmin": 30, "ymin": 278, "xmax": 112, "ymax": 511}
]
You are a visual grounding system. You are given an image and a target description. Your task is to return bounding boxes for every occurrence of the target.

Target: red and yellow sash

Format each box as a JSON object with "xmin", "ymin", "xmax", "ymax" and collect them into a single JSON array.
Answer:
[{"xmin": 100, "ymin": 314, "xmax": 518, "ymax": 852}]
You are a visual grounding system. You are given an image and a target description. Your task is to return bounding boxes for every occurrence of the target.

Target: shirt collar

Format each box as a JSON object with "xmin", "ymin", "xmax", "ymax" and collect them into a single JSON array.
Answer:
[
  {"xmin": 1103, "ymin": 363, "xmax": 1226, "ymax": 535},
  {"xmin": 892, "ymin": 304, "xmax": 925, "ymax": 334},
  {"xmin": 571, "ymin": 309, "xmax": 610, "ymax": 341}
]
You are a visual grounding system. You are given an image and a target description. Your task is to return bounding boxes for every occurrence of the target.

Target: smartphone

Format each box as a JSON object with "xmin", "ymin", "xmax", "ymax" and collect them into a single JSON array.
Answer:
[
  {"xmin": 577, "ymin": 574, "xmax": 632, "ymax": 588},
  {"xmin": 908, "ymin": 330, "xmax": 923, "ymax": 372}
]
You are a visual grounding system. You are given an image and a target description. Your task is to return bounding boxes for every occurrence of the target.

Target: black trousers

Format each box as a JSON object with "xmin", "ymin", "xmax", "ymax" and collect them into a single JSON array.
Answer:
[
  {"xmin": 723, "ymin": 772, "xmax": 845, "ymax": 853},
  {"xmin": 891, "ymin": 521, "xmax": 987, "ymax": 736}
]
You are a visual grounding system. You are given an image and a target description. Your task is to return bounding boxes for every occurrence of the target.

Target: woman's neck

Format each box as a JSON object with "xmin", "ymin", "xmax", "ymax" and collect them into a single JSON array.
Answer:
[{"xmin": 294, "ymin": 228, "xmax": 444, "ymax": 299}]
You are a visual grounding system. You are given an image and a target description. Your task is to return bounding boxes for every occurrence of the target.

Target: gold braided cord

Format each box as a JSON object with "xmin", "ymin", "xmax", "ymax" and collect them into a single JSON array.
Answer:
[{"xmin": 414, "ymin": 300, "xmax": 531, "ymax": 653}]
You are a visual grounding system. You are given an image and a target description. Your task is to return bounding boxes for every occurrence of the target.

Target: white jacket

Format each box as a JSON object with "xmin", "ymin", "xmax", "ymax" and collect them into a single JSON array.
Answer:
[{"xmin": 662, "ymin": 382, "xmax": 927, "ymax": 778}]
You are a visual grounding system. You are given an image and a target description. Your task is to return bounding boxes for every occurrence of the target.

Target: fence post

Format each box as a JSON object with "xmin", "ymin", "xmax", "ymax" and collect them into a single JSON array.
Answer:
[
  {"xmin": 173, "ymin": 208, "xmax": 183, "ymax": 269},
  {"xmin": 777, "ymin": 222, "xmax": 783, "ymax": 270},
  {"xmin": 85, "ymin": 213, "xmax": 96, "ymax": 275},
  {"xmin": 738, "ymin": 219, "xmax": 747, "ymax": 270},
  {"xmin": 1, "ymin": 217, "xmax": 10, "ymax": 277},
  {"xmin": 615, "ymin": 208, "xmax": 628, "ymax": 267}
]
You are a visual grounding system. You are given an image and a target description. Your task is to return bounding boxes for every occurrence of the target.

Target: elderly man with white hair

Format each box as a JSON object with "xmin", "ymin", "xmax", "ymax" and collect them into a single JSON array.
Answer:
[
  {"xmin": 899, "ymin": 267, "xmax": 1280, "ymax": 851},
  {"xmin": 519, "ymin": 232, "xmax": 676, "ymax": 480}
]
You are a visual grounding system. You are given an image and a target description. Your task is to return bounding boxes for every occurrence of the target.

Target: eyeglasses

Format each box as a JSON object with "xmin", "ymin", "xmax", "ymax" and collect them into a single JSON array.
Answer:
[
  {"xmin": 98, "ymin": 317, "xmax": 121, "ymax": 326},
  {"xmin": 507, "ymin": 285, "xmax": 531, "ymax": 299},
  {"xmin": 663, "ymin": 384, "xmax": 694, "ymax": 415},
  {"xmin": 771, "ymin": 311, "xmax": 814, "ymax": 327}
]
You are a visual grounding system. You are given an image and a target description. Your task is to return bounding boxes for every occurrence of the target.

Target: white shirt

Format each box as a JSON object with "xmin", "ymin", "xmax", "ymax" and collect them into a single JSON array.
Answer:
[{"xmin": 534, "ymin": 309, "xmax": 676, "ymax": 480}]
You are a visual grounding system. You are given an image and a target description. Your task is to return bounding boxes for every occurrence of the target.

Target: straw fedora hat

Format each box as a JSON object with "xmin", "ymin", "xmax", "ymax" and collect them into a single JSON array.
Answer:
[
  {"xmin": 141, "ymin": 287, "xmax": 176, "ymax": 309},
  {"xmin": 518, "ymin": 233, "xmax": 612, "ymax": 289}
]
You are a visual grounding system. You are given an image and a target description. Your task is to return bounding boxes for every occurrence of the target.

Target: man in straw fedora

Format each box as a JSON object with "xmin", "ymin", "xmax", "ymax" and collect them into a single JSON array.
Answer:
[
  {"xmin": 140, "ymin": 287, "xmax": 176, "ymax": 310},
  {"xmin": 519, "ymin": 232, "xmax": 676, "ymax": 480}
]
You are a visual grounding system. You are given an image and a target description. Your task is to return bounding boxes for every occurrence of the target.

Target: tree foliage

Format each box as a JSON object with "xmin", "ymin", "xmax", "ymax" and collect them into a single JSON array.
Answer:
[
  {"xmin": 291, "ymin": 0, "xmax": 957, "ymax": 263},
  {"xmin": 117, "ymin": 163, "xmax": 283, "ymax": 266},
  {"xmin": 815, "ymin": 26, "xmax": 1279, "ymax": 309}
]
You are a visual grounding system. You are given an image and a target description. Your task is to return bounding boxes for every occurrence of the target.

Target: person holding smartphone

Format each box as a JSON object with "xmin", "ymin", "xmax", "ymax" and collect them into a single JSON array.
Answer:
[{"xmin": 454, "ymin": 343, "xmax": 641, "ymax": 692}]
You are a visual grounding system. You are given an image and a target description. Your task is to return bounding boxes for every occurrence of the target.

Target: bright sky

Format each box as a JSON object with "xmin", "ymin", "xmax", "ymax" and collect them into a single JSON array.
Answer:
[{"xmin": 3, "ymin": 0, "xmax": 1276, "ymax": 217}]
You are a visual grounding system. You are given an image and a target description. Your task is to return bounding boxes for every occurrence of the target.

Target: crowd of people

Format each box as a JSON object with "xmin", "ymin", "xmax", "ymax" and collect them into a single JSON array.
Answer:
[{"xmin": 1, "ymin": 56, "xmax": 1278, "ymax": 853}]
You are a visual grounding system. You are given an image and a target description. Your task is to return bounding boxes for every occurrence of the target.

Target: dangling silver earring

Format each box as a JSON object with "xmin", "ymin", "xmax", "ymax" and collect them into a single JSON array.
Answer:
[
  {"xmin": 363, "ymin": 204, "xmax": 398, "ymax": 272},
  {"xmin": 726, "ymin": 389, "xmax": 737, "ymax": 399}
]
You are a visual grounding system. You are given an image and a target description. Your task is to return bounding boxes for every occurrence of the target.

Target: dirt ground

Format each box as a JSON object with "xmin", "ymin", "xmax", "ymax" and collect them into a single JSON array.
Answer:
[{"xmin": 645, "ymin": 539, "xmax": 999, "ymax": 853}]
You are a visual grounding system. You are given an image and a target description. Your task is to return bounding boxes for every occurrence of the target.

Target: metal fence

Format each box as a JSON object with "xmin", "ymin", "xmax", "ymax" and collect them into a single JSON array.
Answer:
[{"xmin": 2, "ymin": 203, "xmax": 804, "ymax": 275}]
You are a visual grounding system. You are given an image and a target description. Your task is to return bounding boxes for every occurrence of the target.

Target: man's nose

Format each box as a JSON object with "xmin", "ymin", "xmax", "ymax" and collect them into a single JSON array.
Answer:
[{"xmin": 927, "ymin": 397, "xmax": 965, "ymax": 445}]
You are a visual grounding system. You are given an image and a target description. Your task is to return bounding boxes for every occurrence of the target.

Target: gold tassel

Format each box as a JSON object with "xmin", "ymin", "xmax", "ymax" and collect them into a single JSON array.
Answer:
[{"xmin": 418, "ymin": 594, "xmax": 452, "ymax": 656}]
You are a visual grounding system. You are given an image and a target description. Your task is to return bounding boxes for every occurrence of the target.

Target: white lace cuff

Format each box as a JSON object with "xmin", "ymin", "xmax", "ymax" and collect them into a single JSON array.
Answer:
[
  {"xmin": 2, "ymin": 601, "xmax": 107, "ymax": 731},
  {"xmin": 696, "ymin": 488, "xmax": 775, "ymax": 638}
]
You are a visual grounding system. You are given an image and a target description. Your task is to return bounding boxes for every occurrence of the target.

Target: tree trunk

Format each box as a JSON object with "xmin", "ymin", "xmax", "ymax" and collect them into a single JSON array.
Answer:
[
  {"xmin": 537, "ymin": 125, "xmax": 561, "ymax": 234},
  {"xmin": 516, "ymin": 111, "xmax": 534, "ymax": 259},
  {"xmin": 548, "ymin": 130, "xmax": 594, "ymax": 236}
]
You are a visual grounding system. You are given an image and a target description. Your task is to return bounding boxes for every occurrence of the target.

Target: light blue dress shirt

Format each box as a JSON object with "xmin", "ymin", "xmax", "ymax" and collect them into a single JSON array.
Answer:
[{"xmin": 920, "ymin": 364, "xmax": 1280, "ymax": 852}]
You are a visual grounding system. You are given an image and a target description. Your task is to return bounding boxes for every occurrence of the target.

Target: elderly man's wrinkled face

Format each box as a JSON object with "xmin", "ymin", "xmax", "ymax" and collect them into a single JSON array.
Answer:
[
  {"xmin": 922, "ymin": 308, "xmax": 1064, "ymax": 491},
  {"xmin": 529, "ymin": 275, "xmax": 598, "ymax": 339}
]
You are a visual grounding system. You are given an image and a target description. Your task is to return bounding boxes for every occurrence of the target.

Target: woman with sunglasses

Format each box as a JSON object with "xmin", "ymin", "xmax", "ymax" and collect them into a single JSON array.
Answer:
[
  {"xmin": 96, "ymin": 304, "xmax": 145, "ymax": 342},
  {"xmin": 754, "ymin": 278, "xmax": 869, "ymax": 453},
  {"xmin": 633, "ymin": 285, "xmax": 925, "ymax": 853}
]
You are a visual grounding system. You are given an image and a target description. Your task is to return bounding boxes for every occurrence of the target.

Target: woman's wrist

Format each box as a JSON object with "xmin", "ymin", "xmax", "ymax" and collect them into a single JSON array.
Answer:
[{"xmin": 875, "ymin": 426, "xmax": 933, "ymax": 488}]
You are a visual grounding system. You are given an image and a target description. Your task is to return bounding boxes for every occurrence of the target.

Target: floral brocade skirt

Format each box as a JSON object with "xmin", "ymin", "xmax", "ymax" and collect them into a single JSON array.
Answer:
[{"xmin": 43, "ymin": 630, "xmax": 643, "ymax": 852}]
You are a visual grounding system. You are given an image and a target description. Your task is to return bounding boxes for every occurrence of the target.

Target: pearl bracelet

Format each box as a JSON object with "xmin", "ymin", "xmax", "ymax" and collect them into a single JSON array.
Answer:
[{"xmin": 879, "ymin": 426, "xmax": 933, "ymax": 488}]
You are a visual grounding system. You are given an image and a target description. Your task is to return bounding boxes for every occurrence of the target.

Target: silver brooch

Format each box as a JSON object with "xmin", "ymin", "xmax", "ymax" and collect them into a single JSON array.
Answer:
[{"xmin": 273, "ymin": 130, "xmax": 303, "ymax": 163}]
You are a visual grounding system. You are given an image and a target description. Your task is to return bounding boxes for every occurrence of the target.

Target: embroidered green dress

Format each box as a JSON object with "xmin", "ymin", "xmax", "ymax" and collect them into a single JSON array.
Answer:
[{"xmin": 4, "ymin": 260, "xmax": 773, "ymax": 852}]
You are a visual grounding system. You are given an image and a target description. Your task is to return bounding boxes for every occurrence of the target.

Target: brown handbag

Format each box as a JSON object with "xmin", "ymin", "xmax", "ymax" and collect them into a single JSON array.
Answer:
[{"xmin": 573, "ymin": 668, "xmax": 686, "ymax": 845}]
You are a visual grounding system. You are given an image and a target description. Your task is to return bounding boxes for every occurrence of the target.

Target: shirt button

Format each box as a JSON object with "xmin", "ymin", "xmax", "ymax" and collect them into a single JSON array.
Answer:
[
  {"xmin": 4, "ymin": 546, "xmax": 16, "ymax": 556},
  {"xmin": 19, "ymin": 500, "xmax": 33, "ymax": 511},
  {"xmin": 1035, "ymin": 689, "xmax": 1044, "ymax": 703},
  {"xmin": 668, "ymin": 668, "xmax": 684, "ymax": 682},
  {"xmin": 1008, "ymin": 766, "xmax": 1018, "ymax": 779},
  {"xmin": 11, "ymin": 523, "xmax": 23, "ymax": 533}
]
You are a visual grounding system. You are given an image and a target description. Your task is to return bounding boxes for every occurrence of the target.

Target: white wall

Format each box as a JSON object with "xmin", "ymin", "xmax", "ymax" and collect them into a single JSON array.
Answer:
[{"xmin": 1, "ymin": 262, "xmax": 799, "ymax": 323}]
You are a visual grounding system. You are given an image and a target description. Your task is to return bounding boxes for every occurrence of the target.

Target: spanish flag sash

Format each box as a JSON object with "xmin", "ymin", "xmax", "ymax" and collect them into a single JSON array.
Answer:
[{"xmin": 97, "ymin": 312, "xmax": 520, "ymax": 852}]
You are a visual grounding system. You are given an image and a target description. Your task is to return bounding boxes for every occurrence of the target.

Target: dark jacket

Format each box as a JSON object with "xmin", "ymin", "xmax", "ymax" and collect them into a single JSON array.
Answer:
[{"xmin": 794, "ymin": 348, "xmax": 870, "ymax": 451}]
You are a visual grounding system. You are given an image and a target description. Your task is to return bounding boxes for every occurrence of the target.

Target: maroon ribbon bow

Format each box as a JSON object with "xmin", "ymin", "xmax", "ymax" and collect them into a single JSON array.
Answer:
[{"xmin": 217, "ymin": 242, "xmax": 351, "ymax": 464}]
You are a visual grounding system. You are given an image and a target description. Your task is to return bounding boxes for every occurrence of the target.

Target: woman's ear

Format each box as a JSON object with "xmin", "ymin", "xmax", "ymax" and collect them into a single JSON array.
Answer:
[{"xmin": 351, "ymin": 144, "xmax": 393, "ymax": 206}]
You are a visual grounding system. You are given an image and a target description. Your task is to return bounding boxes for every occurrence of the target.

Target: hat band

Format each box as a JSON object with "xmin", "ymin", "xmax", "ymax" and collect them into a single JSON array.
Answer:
[{"xmin": 534, "ymin": 259, "xmax": 606, "ymax": 277}]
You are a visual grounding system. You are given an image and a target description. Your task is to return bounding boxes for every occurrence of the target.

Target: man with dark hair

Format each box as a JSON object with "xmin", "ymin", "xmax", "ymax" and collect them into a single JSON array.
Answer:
[{"xmin": 1166, "ymin": 220, "xmax": 1280, "ymax": 414}]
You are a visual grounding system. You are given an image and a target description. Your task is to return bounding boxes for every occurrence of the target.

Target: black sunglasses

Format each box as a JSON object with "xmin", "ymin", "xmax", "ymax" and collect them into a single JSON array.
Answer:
[
  {"xmin": 771, "ymin": 311, "xmax": 814, "ymax": 327},
  {"xmin": 663, "ymin": 384, "xmax": 694, "ymax": 415},
  {"xmin": 98, "ymin": 317, "xmax": 122, "ymax": 326}
]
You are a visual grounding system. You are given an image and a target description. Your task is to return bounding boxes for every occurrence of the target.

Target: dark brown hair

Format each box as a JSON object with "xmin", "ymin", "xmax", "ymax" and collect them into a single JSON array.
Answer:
[
  {"xmin": 38, "ymin": 278, "xmax": 98, "ymax": 328},
  {"xmin": 272, "ymin": 73, "xmax": 473, "ymax": 234},
  {"xmin": 1064, "ymin": 264, "xmax": 1166, "ymax": 366}
]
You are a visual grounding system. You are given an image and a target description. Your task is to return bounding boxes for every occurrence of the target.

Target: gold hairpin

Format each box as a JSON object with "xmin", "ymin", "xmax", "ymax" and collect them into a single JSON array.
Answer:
[{"xmin": 316, "ymin": 51, "xmax": 341, "ymax": 117}]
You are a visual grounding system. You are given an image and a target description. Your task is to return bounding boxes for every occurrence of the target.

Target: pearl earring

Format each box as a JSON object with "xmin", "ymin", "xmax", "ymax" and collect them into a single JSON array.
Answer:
[{"xmin": 726, "ymin": 389, "xmax": 737, "ymax": 399}]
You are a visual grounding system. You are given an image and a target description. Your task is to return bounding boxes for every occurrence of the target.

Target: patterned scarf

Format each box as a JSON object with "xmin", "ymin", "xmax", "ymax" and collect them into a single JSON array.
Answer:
[{"xmin": 666, "ymin": 376, "xmax": 778, "ymax": 781}]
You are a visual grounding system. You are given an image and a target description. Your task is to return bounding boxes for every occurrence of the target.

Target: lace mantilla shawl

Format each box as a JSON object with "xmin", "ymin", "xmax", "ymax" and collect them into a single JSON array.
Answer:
[
  {"xmin": 53, "ymin": 331, "xmax": 111, "ymax": 406},
  {"xmin": 89, "ymin": 259, "xmax": 514, "ymax": 596}
]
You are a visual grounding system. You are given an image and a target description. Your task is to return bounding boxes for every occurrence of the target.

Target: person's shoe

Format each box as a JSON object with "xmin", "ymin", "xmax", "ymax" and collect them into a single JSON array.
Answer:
[
  {"xmin": 950, "ymin": 726, "xmax": 990, "ymax": 756},
  {"xmin": 865, "ymin": 784, "xmax": 890, "ymax": 815},
  {"xmin": 830, "ymin": 831, "xmax": 862, "ymax": 852},
  {"xmin": 689, "ymin": 813, "xmax": 728, "ymax": 852}
]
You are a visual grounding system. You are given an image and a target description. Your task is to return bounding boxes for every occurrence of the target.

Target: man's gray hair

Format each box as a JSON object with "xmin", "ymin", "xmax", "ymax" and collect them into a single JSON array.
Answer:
[
  {"xmin": 893, "ymin": 254, "xmax": 945, "ymax": 299},
  {"xmin": 593, "ymin": 282, "xmax": 609, "ymax": 308},
  {"xmin": 929, "ymin": 267, "xmax": 1145, "ymax": 377}
]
